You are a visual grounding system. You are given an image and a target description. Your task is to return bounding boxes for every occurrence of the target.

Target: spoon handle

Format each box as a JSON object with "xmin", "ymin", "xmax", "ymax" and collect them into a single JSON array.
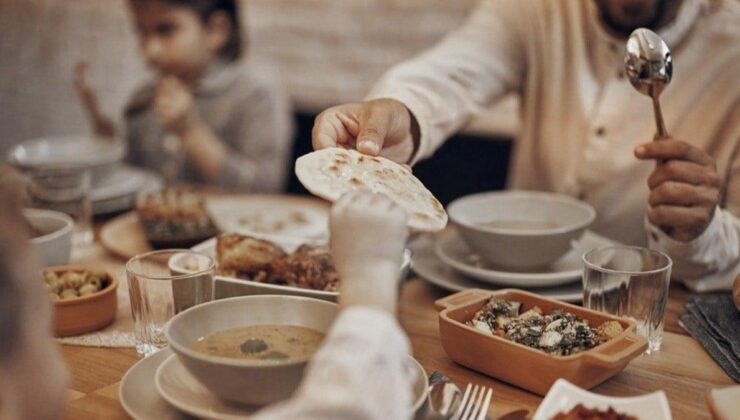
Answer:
[{"xmin": 651, "ymin": 95, "xmax": 668, "ymax": 138}]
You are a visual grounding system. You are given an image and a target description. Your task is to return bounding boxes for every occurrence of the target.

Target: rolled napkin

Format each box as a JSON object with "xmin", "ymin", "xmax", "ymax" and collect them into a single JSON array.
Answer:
[{"xmin": 679, "ymin": 295, "xmax": 740, "ymax": 382}]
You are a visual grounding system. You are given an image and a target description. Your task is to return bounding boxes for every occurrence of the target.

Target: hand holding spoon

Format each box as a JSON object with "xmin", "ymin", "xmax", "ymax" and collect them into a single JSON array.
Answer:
[{"xmin": 624, "ymin": 28, "xmax": 673, "ymax": 138}]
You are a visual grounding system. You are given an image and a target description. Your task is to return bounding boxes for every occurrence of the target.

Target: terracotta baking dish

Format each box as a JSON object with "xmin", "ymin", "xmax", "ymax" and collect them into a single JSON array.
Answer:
[
  {"xmin": 436, "ymin": 289, "xmax": 647, "ymax": 396},
  {"xmin": 48, "ymin": 265, "xmax": 118, "ymax": 337}
]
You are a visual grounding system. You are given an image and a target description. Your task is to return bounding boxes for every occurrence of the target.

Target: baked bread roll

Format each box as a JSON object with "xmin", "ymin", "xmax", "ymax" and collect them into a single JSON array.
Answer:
[{"xmin": 216, "ymin": 233, "xmax": 286, "ymax": 272}]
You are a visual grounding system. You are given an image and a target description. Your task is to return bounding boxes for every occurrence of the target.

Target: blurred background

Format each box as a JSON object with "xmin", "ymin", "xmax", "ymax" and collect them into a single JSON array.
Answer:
[{"xmin": 0, "ymin": 0, "xmax": 519, "ymax": 204}]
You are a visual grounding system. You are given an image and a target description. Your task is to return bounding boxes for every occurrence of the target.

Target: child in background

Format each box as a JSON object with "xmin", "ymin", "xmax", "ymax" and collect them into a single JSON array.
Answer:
[{"xmin": 76, "ymin": 0, "xmax": 293, "ymax": 191}]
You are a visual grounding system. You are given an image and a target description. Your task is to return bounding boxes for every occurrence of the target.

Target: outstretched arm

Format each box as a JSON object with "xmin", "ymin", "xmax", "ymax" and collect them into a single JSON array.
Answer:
[
  {"xmin": 253, "ymin": 191, "xmax": 415, "ymax": 420},
  {"xmin": 312, "ymin": 0, "xmax": 526, "ymax": 165},
  {"xmin": 74, "ymin": 61, "xmax": 115, "ymax": 139}
]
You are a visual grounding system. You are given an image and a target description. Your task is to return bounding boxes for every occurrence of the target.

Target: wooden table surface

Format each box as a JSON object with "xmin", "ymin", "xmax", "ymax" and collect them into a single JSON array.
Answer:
[{"xmin": 62, "ymin": 237, "xmax": 731, "ymax": 420}]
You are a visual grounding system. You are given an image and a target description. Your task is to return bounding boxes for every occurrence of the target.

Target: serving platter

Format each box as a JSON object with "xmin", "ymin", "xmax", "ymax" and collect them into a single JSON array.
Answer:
[
  {"xmin": 99, "ymin": 194, "xmax": 330, "ymax": 261},
  {"xmin": 436, "ymin": 289, "xmax": 647, "ymax": 396},
  {"xmin": 169, "ymin": 238, "xmax": 412, "ymax": 302},
  {"xmin": 205, "ymin": 195, "xmax": 329, "ymax": 242},
  {"xmin": 99, "ymin": 212, "xmax": 150, "ymax": 261}
]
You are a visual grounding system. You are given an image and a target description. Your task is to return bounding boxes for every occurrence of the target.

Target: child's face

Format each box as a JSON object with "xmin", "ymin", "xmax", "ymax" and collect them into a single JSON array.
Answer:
[{"xmin": 131, "ymin": 1, "xmax": 223, "ymax": 82}]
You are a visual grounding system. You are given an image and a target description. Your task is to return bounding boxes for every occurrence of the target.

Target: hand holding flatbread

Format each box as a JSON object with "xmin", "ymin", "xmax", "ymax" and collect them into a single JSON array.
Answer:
[{"xmin": 295, "ymin": 148, "xmax": 447, "ymax": 232}]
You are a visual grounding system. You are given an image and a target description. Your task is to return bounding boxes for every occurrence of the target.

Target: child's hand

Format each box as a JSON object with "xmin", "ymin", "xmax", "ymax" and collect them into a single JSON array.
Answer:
[
  {"xmin": 634, "ymin": 137, "xmax": 721, "ymax": 242},
  {"xmin": 155, "ymin": 76, "xmax": 200, "ymax": 136},
  {"xmin": 74, "ymin": 60, "xmax": 115, "ymax": 138},
  {"xmin": 330, "ymin": 190, "xmax": 408, "ymax": 312}
]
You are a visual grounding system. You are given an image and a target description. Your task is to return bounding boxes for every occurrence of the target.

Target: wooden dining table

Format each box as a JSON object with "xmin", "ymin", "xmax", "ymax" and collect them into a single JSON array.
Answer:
[{"xmin": 61, "ymin": 216, "xmax": 733, "ymax": 420}]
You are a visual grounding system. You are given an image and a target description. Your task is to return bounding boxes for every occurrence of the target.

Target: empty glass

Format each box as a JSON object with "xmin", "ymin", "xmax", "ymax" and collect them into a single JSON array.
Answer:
[
  {"xmin": 582, "ymin": 246, "xmax": 672, "ymax": 354},
  {"xmin": 26, "ymin": 167, "xmax": 92, "ymax": 245},
  {"xmin": 126, "ymin": 249, "xmax": 215, "ymax": 357}
]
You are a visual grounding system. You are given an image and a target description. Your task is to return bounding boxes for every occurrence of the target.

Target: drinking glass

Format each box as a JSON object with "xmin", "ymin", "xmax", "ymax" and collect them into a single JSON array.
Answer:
[
  {"xmin": 27, "ymin": 167, "xmax": 93, "ymax": 245},
  {"xmin": 126, "ymin": 249, "xmax": 215, "ymax": 357},
  {"xmin": 582, "ymin": 246, "xmax": 672, "ymax": 354}
]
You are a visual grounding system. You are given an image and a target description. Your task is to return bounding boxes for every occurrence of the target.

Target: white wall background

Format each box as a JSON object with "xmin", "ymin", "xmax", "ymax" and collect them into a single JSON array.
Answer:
[{"xmin": 0, "ymin": 0, "xmax": 518, "ymax": 155}]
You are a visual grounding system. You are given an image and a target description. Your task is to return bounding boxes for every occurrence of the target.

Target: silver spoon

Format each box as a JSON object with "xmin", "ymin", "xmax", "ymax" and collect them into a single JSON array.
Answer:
[
  {"xmin": 428, "ymin": 371, "xmax": 463, "ymax": 419},
  {"xmin": 624, "ymin": 28, "xmax": 673, "ymax": 137}
]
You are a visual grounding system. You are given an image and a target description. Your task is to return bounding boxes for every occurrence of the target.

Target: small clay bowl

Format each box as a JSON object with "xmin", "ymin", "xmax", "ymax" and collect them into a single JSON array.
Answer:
[{"xmin": 46, "ymin": 265, "xmax": 118, "ymax": 337}]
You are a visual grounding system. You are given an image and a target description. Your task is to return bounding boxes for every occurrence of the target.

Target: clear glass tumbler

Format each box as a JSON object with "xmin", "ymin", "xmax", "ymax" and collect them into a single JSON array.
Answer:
[
  {"xmin": 582, "ymin": 246, "xmax": 672, "ymax": 354},
  {"xmin": 26, "ymin": 167, "xmax": 93, "ymax": 245},
  {"xmin": 126, "ymin": 249, "xmax": 215, "ymax": 357}
]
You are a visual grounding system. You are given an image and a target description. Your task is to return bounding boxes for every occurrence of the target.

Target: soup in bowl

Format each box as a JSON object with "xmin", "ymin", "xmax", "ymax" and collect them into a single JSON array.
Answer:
[{"xmin": 165, "ymin": 295, "xmax": 337, "ymax": 405}]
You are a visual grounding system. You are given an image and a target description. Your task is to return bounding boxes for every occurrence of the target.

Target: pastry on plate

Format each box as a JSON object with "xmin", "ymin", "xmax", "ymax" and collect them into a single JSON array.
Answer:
[{"xmin": 137, "ymin": 189, "xmax": 218, "ymax": 249}]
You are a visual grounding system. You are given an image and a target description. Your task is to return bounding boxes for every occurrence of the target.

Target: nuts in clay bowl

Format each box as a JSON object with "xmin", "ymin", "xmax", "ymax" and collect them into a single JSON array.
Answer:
[{"xmin": 43, "ymin": 265, "xmax": 118, "ymax": 337}]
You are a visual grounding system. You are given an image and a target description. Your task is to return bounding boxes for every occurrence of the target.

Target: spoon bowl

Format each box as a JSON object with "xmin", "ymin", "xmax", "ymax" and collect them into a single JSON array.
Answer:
[
  {"xmin": 624, "ymin": 28, "xmax": 673, "ymax": 137},
  {"xmin": 428, "ymin": 371, "xmax": 463, "ymax": 419}
]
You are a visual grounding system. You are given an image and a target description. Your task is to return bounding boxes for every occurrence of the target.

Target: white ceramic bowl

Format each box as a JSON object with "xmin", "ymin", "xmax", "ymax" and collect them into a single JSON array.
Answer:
[
  {"xmin": 165, "ymin": 295, "xmax": 338, "ymax": 405},
  {"xmin": 8, "ymin": 135, "xmax": 125, "ymax": 171},
  {"xmin": 447, "ymin": 191, "xmax": 596, "ymax": 269},
  {"xmin": 533, "ymin": 379, "xmax": 672, "ymax": 420},
  {"xmin": 24, "ymin": 209, "xmax": 74, "ymax": 267}
]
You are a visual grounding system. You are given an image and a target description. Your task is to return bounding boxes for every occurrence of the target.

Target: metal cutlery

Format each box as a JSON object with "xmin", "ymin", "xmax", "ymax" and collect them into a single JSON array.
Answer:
[
  {"xmin": 624, "ymin": 28, "xmax": 673, "ymax": 138},
  {"xmin": 450, "ymin": 383, "xmax": 493, "ymax": 420}
]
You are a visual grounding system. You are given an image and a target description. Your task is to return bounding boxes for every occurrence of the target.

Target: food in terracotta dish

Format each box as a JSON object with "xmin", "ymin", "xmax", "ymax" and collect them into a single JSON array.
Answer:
[
  {"xmin": 136, "ymin": 189, "xmax": 218, "ymax": 248},
  {"xmin": 550, "ymin": 404, "xmax": 638, "ymax": 420},
  {"xmin": 216, "ymin": 233, "xmax": 339, "ymax": 292},
  {"xmin": 468, "ymin": 298, "xmax": 624, "ymax": 356},
  {"xmin": 44, "ymin": 268, "xmax": 111, "ymax": 301}
]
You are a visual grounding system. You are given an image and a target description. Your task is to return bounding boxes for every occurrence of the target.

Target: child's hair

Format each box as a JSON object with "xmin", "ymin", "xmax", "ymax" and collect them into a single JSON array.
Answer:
[{"xmin": 145, "ymin": 0, "xmax": 244, "ymax": 61}]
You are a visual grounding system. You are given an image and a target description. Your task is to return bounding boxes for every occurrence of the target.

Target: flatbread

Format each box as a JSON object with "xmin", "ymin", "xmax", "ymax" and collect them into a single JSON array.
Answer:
[{"xmin": 295, "ymin": 148, "xmax": 447, "ymax": 232}]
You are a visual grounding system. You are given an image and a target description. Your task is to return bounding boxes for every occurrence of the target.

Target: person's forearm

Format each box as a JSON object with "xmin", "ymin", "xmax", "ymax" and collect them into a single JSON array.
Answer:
[
  {"xmin": 647, "ymin": 208, "xmax": 740, "ymax": 291},
  {"xmin": 177, "ymin": 121, "xmax": 228, "ymax": 182},
  {"xmin": 251, "ymin": 307, "xmax": 414, "ymax": 420},
  {"xmin": 92, "ymin": 114, "xmax": 116, "ymax": 139},
  {"xmin": 338, "ymin": 261, "xmax": 401, "ymax": 314},
  {"xmin": 365, "ymin": 1, "xmax": 523, "ymax": 164}
]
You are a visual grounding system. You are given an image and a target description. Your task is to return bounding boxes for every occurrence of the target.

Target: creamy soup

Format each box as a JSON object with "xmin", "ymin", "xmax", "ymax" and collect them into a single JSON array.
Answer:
[
  {"xmin": 479, "ymin": 219, "xmax": 564, "ymax": 230},
  {"xmin": 192, "ymin": 325, "xmax": 324, "ymax": 361}
]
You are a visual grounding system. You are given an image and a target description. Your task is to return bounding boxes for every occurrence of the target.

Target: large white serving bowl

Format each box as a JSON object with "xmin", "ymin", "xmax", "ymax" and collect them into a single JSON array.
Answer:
[
  {"xmin": 24, "ymin": 208, "xmax": 74, "ymax": 267},
  {"xmin": 447, "ymin": 190, "xmax": 596, "ymax": 269},
  {"xmin": 165, "ymin": 295, "xmax": 338, "ymax": 406}
]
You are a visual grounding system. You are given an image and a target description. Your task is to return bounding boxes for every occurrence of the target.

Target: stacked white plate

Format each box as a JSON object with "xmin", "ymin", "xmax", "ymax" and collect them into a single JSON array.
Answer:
[
  {"xmin": 409, "ymin": 228, "xmax": 617, "ymax": 302},
  {"xmin": 7, "ymin": 135, "xmax": 163, "ymax": 215},
  {"xmin": 119, "ymin": 348, "xmax": 429, "ymax": 420},
  {"xmin": 91, "ymin": 164, "xmax": 163, "ymax": 215}
]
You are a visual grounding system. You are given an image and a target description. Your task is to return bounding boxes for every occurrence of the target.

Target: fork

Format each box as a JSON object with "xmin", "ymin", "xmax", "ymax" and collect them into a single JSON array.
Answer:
[{"xmin": 450, "ymin": 383, "xmax": 493, "ymax": 420}]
